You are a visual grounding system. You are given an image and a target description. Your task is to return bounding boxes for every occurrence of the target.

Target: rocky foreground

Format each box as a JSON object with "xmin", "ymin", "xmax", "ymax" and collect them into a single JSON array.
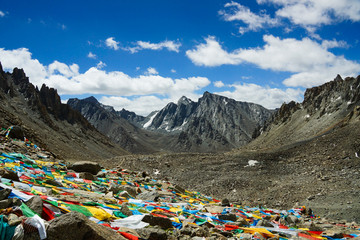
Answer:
[{"xmin": 0, "ymin": 127, "xmax": 360, "ymax": 240}]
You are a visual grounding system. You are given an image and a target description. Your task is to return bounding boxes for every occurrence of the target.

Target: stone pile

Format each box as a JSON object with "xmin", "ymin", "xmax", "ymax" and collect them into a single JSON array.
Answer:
[{"xmin": 0, "ymin": 128, "xmax": 359, "ymax": 239}]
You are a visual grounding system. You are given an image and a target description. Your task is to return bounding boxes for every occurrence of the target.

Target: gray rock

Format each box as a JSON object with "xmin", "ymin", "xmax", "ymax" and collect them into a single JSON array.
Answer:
[
  {"xmin": 70, "ymin": 161, "xmax": 102, "ymax": 175},
  {"xmin": 0, "ymin": 198, "xmax": 21, "ymax": 209},
  {"xmin": 79, "ymin": 172, "xmax": 96, "ymax": 181},
  {"xmin": 8, "ymin": 213, "xmax": 24, "ymax": 226},
  {"xmin": 44, "ymin": 179, "xmax": 64, "ymax": 187},
  {"xmin": 96, "ymin": 171, "xmax": 107, "ymax": 178},
  {"xmin": 7, "ymin": 125, "xmax": 25, "ymax": 139},
  {"xmin": 180, "ymin": 225, "xmax": 194, "ymax": 236},
  {"xmin": 218, "ymin": 213, "xmax": 237, "ymax": 222},
  {"xmin": 142, "ymin": 215, "xmax": 173, "ymax": 229},
  {"xmin": 120, "ymin": 203, "xmax": 133, "ymax": 217},
  {"xmin": 221, "ymin": 198, "xmax": 230, "ymax": 207},
  {"xmin": 26, "ymin": 196, "xmax": 43, "ymax": 216},
  {"xmin": 285, "ymin": 215, "xmax": 299, "ymax": 224},
  {"xmin": 1, "ymin": 199, "xmax": 11, "ymax": 209},
  {"xmin": 233, "ymin": 217, "xmax": 250, "ymax": 227},
  {"xmin": 108, "ymin": 184, "xmax": 137, "ymax": 198},
  {"xmin": 173, "ymin": 184, "xmax": 185, "ymax": 194},
  {"xmin": 136, "ymin": 191, "xmax": 159, "ymax": 201},
  {"xmin": 0, "ymin": 188, "xmax": 12, "ymax": 201},
  {"xmin": 256, "ymin": 219, "xmax": 274, "ymax": 227},
  {"xmin": 136, "ymin": 227, "xmax": 168, "ymax": 240},
  {"xmin": 46, "ymin": 211, "xmax": 123, "ymax": 240},
  {"xmin": 0, "ymin": 169, "xmax": 20, "ymax": 181}
]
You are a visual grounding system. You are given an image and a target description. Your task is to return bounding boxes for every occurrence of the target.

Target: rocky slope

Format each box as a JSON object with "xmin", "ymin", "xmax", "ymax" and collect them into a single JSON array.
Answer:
[
  {"xmin": 68, "ymin": 97, "xmax": 177, "ymax": 154},
  {"xmin": 0, "ymin": 62, "xmax": 128, "ymax": 160},
  {"xmin": 248, "ymin": 75, "xmax": 360, "ymax": 150}
]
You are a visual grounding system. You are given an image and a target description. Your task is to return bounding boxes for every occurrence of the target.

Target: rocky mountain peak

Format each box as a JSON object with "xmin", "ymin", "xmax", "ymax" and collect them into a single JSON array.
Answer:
[
  {"xmin": 83, "ymin": 96, "xmax": 99, "ymax": 104},
  {"xmin": 302, "ymin": 74, "xmax": 359, "ymax": 117},
  {"xmin": 12, "ymin": 67, "xmax": 29, "ymax": 85},
  {"xmin": 177, "ymin": 96, "xmax": 192, "ymax": 105}
]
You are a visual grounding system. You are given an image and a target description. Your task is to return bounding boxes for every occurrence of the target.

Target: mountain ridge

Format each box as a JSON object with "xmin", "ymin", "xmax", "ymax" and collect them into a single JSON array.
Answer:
[
  {"xmin": 69, "ymin": 91, "xmax": 274, "ymax": 152},
  {"xmin": 0, "ymin": 62, "xmax": 128, "ymax": 159}
]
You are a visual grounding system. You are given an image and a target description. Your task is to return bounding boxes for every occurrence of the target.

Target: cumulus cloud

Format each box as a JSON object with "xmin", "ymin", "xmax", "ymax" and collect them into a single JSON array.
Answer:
[
  {"xmin": 124, "ymin": 40, "xmax": 181, "ymax": 53},
  {"xmin": 186, "ymin": 35, "xmax": 360, "ymax": 87},
  {"xmin": 145, "ymin": 67, "xmax": 158, "ymax": 75},
  {"xmin": 216, "ymin": 83, "xmax": 304, "ymax": 109},
  {"xmin": 219, "ymin": 1, "xmax": 279, "ymax": 34},
  {"xmin": 0, "ymin": 47, "xmax": 210, "ymax": 115},
  {"xmin": 0, "ymin": 10, "xmax": 5, "ymax": 17},
  {"xmin": 220, "ymin": 1, "xmax": 360, "ymax": 34},
  {"xmin": 96, "ymin": 61, "xmax": 106, "ymax": 69},
  {"xmin": 258, "ymin": 0, "xmax": 360, "ymax": 30},
  {"xmin": 105, "ymin": 37, "xmax": 119, "ymax": 50},
  {"xmin": 87, "ymin": 52, "xmax": 97, "ymax": 59},
  {"xmin": 214, "ymin": 81, "xmax": 225, "ymax": 88},
  {"xmin": 186, "ymin": 36, "xmax": 242, "ymax": 67},
  {"xmin": 171, "ymin": 69, "xmax": 176, "ymax": 73}
]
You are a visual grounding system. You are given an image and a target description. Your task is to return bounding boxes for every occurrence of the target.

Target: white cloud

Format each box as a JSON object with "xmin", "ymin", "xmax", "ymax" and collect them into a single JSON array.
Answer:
[
  {"xmin": 124, "ymin": 40, "xmax": 181, "ymax": 53},
  {"xmin": 186, "ymin": 36, "xmax": 242, "ymax": 67},
  {"xmin": 60, "ymin": 24, "xmax": 66, "ymax": 30},
  {"xmin": 105, "ymin": 37, "xmax": 119, "ymax": 50},
  {"xmin": 0, "ymin": 47, "xmax": 210, "ymax": 115},
  {"xmin": 145, "ymin": 67, "xmax": 158, "ymax": 75},
  {"xmin": 0, "ymin": 11, "xmax": 5, "ymax": 17},
  {"xmin": 258, "ymin": 0, "xmax": 360, "ymax": 30},
  {"xmin": 171, "ymin": 69, "xmax": 176, "ymax": 73},
  {"xmin": 87, "ymin": 52, "xmax": 97, "ymax": 59},
  {"xmin": 100, "ymin": 96, "xmax": 170, "ymax": 116},
  {"xmin": 186, "ymin": 35, "xmax": 360, "ymax": 87},
  {"xmin": 219, "ymin": 1, "xmax": 279, "ymax": 33},
  {"xmin": 216, "ymin": 83, "xmax": 304, "ymax": 109},
  {"xmin": 321, "ymin": 39, "xmax": 349, "ymax": 49},
  {"xmin": 214, "ymin": 81, "xmax": 225, "ymax": 88},
  {"xmin": 96, "ymin": 61, "xmax": 106, "ymax": 69}
]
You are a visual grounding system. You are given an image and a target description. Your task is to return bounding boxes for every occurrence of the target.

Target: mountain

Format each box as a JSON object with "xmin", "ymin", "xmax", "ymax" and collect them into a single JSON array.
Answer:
[
  {"xmin": 72, "ymin": 91, "xmax": 274, "ymax": 153},
  {"xmin": 144, "ymin": 91, "xmax": 274, "ymax": 152},
  {"xmin": 67, "ymin": 97, "xmax": 177, "ymax": 154},
  {"xmin": 0, "ymin": 62, "xmax": 128, "ymax": 159},
  {"xmin": 247, "ymin": 74, "xmax": 360, "ymax": 150}
]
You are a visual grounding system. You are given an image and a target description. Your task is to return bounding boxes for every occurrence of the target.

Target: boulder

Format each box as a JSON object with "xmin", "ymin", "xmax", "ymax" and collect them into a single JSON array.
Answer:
[
  {"xmin": 0, "ymin": 198, "xmax": 22, "ymax": 209},
  {"xmin": 285, "ymin": 215, "xmax": 299, "ymax": 224},
  {"xmin": 221, "ymin": 198, "xmax": 230, "ymax": 207},
  {"xmin": 26, "ymin": 196, "xmax": 43, "ymax": 216},
  {"xmin": 7, "ymin": 126, "xmax": 25, "ymax": 139},
  {"xmin": 70, "ymin": 161, "xmax": 102, "ymax": 175},
  {"xmin": 0, "ymin": 169, "xmax": 20, "ymax": 181},
  {"xmin": 218, "ymin": 213, "xmax": 237, "ymax": 222},
  {"xmin": 136, "ymin": 191, "xmax": 159, "ymax": 202},
  {"xmin": 173, "ymin": 184, "xmax": 185, "ymax": 194},
  {"xmin": 79, "ymin": 172, "xmax": 96, "ymax": 181},
  {"xmin": 136, "ymin": 227, "xmax": 167, "ymax": 240},
  {"xmin": 44, "ymin": 179, "xmax": 64, "ymax": 187},
  {"xmin": 120, "ymin": 204, "xmax": 133, "ymax": 217},
  {"xmin": 109, "ymin": 184, "xmax": 137, "ymax": 197},
  {"xmin": 0, "ymin": 188, "xmax": 12, "ymax": 201},
  {"xmin": 46, "ymin": 211, "xmax": 124, "ymax": 240},
  {"xmin": 256, "ymin": 219, "xmax": 274, "ymax": 227},
  {"xmin": 142, "ymin": 215, "xmax": 173, "ymax": 229}
]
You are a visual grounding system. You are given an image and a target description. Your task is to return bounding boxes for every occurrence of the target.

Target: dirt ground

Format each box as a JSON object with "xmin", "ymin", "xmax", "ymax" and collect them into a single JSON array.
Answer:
[{"xmin": 104, "ymin": 119, "xmax": 360, "ymax": 223}]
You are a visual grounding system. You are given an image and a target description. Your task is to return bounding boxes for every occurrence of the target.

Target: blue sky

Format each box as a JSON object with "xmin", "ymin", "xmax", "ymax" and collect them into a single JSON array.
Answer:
[{"xmin": 0, "ymin": 0, "xmax": 359, "ymax": 116}]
